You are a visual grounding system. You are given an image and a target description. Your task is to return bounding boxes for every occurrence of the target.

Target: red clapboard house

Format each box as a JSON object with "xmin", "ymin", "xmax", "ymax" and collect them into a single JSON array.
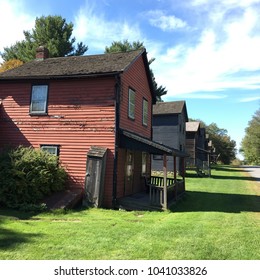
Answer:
[{"xmin": 0, "ymin": 47, "xmax": 186, "ymax": 210}]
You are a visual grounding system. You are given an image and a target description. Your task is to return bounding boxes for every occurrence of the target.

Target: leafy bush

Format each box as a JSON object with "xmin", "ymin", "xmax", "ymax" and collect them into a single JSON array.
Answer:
[{"xmin": 0, "ymin": 146, "xmax": 67, "ymax": 209}]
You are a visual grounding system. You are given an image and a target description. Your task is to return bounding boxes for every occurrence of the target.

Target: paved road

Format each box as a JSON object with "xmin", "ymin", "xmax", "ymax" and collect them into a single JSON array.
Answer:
[{"xmin": 241, "ymin": 166, "xmax": 260, "ymax": 182}]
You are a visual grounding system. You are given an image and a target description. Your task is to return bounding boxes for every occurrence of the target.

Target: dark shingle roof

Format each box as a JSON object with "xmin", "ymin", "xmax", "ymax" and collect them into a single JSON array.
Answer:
[
  {"xmin": 0, "ymin": 49, "xmax": 144, "ymax": 80},
  {"xmin": 153, "ymin": 101, "xmax": 188, "ymax": 121}
]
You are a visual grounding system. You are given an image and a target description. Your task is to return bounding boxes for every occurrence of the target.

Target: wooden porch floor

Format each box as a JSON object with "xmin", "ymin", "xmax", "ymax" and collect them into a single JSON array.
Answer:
[{"xmin": 115, "ymin": 191, "xmax": 177, "ymax": 211}]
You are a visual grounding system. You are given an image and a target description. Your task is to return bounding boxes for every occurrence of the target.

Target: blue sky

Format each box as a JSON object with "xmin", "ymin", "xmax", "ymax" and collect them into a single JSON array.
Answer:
[{"xmin": 1, "ymin": 0, "xmax": 260, "ymax": 159}]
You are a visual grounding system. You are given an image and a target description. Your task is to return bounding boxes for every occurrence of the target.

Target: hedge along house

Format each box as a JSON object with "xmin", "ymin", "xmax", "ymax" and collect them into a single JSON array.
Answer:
[{"xmin": 0, "ymin": 47, "xmax": 185, "ymax": 210}]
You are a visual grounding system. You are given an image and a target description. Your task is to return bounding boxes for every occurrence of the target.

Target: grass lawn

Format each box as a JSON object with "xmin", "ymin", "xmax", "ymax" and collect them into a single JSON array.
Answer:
[{"xmin": 0, "ymin": 165, "xmax": 259, "ymax": 260}]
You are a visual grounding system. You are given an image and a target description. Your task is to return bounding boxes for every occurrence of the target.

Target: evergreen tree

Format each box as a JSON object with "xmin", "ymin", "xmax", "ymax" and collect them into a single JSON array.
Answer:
[
  {"xmin": 1, "ymin": 15, "xmax": 88, "ymax": 62},
  {"xmin": 105, "ymin": 40, "xmax": 167, "ymax": 101}
]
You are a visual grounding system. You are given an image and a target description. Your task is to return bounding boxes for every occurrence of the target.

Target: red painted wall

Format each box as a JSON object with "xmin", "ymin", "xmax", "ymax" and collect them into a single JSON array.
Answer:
[
  {"xmin": 119, "ymin": 55, "xmax": 153, "ymax": 138},
  {"xmin": 0, "ymin": 77, "xmax": 116, "ymax": 207},
  {"xmin": 116, "ymin": 54, "xmax": 153, "ymax": 198},
  {"xmin": 0, "ymin": 54, "xmax": 154, "ymax": 208}
]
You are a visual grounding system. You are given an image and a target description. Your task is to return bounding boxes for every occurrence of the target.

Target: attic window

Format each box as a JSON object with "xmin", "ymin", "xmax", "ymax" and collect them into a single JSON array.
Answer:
[{"xmin": 30, "ymin": 85, "xmax": 48, "ymax": 114}]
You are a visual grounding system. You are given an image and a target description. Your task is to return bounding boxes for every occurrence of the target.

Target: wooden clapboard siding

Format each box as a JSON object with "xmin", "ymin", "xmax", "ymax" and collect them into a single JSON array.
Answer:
[
  {"xmin": 0, "ymin": 49, "xmax": 155, "ymax": 208},
  {"xmin": 119, "ymin": 54, "xmax": 152, "ymax": 139},
  {"xmin": 0, "ymin": 78, "xmax": 116, "ymax": 207},
  {"xmin": 152, "ymin": 101, "xmax": 188, "ymax": 172}
]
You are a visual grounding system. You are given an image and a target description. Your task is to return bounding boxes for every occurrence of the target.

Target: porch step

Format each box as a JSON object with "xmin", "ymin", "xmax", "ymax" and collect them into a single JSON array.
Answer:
[{"xmin": 116, "ymin": 192, "xmax": 164, "ymax": 211}]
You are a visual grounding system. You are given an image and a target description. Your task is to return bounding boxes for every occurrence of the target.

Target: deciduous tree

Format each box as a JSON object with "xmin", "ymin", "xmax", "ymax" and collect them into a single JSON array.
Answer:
[
  {"xmin": 0, "ymin": 59, "xmax": 23, "ymax": 72},
  {"xmin": 241, "ymin": 108, "xmax": 260, "ymax": 165},
  {"xmin": 190, "ymin": 119, "xmax": 237, "ymax": 164}
]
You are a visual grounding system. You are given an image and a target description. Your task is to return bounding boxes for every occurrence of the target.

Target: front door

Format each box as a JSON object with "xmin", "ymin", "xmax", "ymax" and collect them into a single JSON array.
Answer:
[{"xmin": 125, "ymin": 150, "xmax": 134, "ymax": 196}]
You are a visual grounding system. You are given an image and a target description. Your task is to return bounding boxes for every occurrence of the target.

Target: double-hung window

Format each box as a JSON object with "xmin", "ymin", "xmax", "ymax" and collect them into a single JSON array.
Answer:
[
  {"xmin": 128, "ymin": 88, "xmax": 135, "ymax": 120},
  {"xmin": 142, "ymin": 98, "xmax": 148, "ymax": 126},
  {"xmin": 30, "ymin": 85, "xmax": 48, "ymax": 114}
]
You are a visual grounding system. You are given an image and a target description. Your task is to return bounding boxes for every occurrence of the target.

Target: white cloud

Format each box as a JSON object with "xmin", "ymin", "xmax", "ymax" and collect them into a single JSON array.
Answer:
[
  {"xmin": 151, "ymin": 3, "xmax": 260, "ymax": 98},
  {"xmin": 191, "ymin": 0, "xmax": 260, "ymax": 8},
  {"xmin": 0, "ymin": 0, "xmax": 34, "ymax": 61},
  {"xmin": 239, "ymin": 96, "xmax": 260, "ymax": 102},
  {"xmin": 73, "ymin": 2, "xmax": 145, "ymax": 53},
  {"xmin": 145, "ymin": 10, "xmax": 187, "ymax": 31}
]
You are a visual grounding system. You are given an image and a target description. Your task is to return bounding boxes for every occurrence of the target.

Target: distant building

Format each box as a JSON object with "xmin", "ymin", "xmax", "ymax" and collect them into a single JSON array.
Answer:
[{"xmin": 152, "ymin": 101, "xmax": 188, "ymax": 172}]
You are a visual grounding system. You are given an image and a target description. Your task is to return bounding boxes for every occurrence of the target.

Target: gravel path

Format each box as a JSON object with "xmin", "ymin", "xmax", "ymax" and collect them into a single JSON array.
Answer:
[{"xmin": 241, "ymin": 166, "xmax": 260, "ymax": 182}]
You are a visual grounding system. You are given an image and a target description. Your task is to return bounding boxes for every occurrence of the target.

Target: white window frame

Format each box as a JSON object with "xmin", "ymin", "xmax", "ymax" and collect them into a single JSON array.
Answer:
[
  {"xmin": 142, "ymin": 98, "xmax": 148, "ymax": 126},
  {"xmin": 128, "ymin": 88, "xmax": 135, "ymax": 120},
  {"xmin": 41, "ymin": 145, "xmax": 59, "ymax": 156},
  {"xmin": 30, "ymin": 85, "xmax": 48, "ymax": 114}
]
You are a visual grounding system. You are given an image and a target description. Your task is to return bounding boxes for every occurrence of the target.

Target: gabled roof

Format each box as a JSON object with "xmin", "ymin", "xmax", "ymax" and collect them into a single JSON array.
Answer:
[
  {"xmin": 153, "ymin": 101, "xmax": 188, "ymax": 121},
  {"xmin": 0, "ymin": 49, "xmax": 145, "ymax": 80},
  {"xmin": 186, "ymin": 121, "xmax": 200, "ymax": 132},
  {"xmin": 0, "ymin": 48, "xmax": 156, "ymax": 102}
]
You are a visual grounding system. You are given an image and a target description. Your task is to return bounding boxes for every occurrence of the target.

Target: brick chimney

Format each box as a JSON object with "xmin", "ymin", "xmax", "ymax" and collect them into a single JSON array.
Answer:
[{"xmin": 36, "ymin": 46, "xmax": 49, "ymax": 60}]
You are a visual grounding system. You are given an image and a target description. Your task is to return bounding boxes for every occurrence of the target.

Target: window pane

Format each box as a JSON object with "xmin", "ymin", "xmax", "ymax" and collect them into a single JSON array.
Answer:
[
  {"xmin": 32, "ymin": 101, "xmax": 45, "ymax": 112},
  {"xmin": 143, "ymin": 99, "xmax": 148, "ymax": 125},
  {"xmin": 41, "ymin": 145, "xmax": 58, "ymax": 156},
  {"xmin": 142, "ymin": 152, "xmax": 147, "ymax": 174},
  {"xmin": 128, "ymin": 89, "xmax": 135, "ymax": 119},
  {"xmin": 31, "ymin": 85, "xmax": 48, "ymax": 113}
]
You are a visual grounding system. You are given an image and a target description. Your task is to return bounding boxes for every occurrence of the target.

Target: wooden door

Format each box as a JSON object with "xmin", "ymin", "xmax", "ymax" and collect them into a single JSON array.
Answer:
[
  {"xmin": 84, "ymin": 146, "xmax": 107, "ymax": 207},
  {"xmin": 85, "ymin": 157, "xmax": 100, "ymax": 206},
  {"xmin": 125, "ymin": 150, "xmax": 134, "ymax": 196}
]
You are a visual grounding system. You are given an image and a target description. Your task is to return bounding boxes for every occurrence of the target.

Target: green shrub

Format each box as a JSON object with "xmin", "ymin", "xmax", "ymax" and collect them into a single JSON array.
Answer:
[{"xmin": 0, "ymin": 146, "xmax": 67, "ymax": 209}]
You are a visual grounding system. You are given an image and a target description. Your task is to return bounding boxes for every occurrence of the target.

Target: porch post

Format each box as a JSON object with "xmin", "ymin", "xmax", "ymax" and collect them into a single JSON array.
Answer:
[
  {"xmin": 182, "ymin": 157, "xmax": 186, "ymax": 191},
  {"xmin": 173, "ymin": 155, "xmax": 177, "ymax": 183},
  {"xmin": 163, "ymin": 153, "xmax": 167, "ymax": 210},
  {"xmin": 208, "ymin": 152, "xmax": 211, "ymax": 177}
]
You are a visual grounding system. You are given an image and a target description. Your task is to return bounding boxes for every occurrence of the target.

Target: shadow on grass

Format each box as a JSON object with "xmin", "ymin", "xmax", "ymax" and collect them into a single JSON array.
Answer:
[
  {"xmin": 0, "ymin": 227, "xmax": 41, "ymax": 250},
  {"xmin": 170, "ymin": 191, "xmax": 260, "ymax": 213},
  {"xmin": 0, "ymin": 209, "xmax": 43, "ymax": 250},
  {"xmin": 186, "ymin": 171, "xmax": 258, "ymax": 182},
  {"xmin": 210, "ymin": 175, "xmax": 258, "ymax": 181},
  {"xmin": 212, "ymin": 166, "xmax": 244, "ymax": 172}
]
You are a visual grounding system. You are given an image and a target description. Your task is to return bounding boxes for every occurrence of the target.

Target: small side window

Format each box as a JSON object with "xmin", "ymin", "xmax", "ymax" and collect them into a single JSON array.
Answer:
[
  {"xmin": 41, "ymin": 145, "xmax": 59, "ymax": 156},
  {"xmin": 30, "ymin": 85, "xmax": 48, "ymax": 114}
]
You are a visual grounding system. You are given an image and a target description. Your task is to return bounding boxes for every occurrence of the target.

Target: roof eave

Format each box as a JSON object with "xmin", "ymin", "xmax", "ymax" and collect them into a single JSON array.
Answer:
[{"xmin": 0, "ymin": 71, "xmax": 122, "ymax": 81}]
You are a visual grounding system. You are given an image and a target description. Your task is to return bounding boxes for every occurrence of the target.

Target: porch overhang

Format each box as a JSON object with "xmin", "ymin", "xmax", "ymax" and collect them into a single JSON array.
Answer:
[
  {"xmin": 119, "ymin": 129, "xmax": 188, "ymax": 157},
  {"xmin": 197, "ymin": 147, "xmax": 211, "ymax": 154}
]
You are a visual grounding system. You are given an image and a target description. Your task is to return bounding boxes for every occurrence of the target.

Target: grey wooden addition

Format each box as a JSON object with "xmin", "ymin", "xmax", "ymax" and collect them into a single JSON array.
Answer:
[
  {"xmin": 84, "ymin": 146, "xmax": 107, "ymax": 207},
  {"xmin": 152, "ymin": 101, "xmax": 188, "ymax": 173}
]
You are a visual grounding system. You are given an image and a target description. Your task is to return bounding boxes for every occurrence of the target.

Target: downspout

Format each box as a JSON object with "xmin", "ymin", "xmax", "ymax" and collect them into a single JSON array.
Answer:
[{"xmin": 112, "ymin": 74, "xmax": 121, "ymax": 208}]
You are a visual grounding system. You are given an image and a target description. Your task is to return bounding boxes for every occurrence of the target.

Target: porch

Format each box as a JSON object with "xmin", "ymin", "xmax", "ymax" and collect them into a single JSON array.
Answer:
[
  {"xmin": 116, "ymin": 129, "xmax": 188, "ymax": 211},
  {"xmin": 116, "ymin": 176, "xmax": 185, "ymax": 211}
]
